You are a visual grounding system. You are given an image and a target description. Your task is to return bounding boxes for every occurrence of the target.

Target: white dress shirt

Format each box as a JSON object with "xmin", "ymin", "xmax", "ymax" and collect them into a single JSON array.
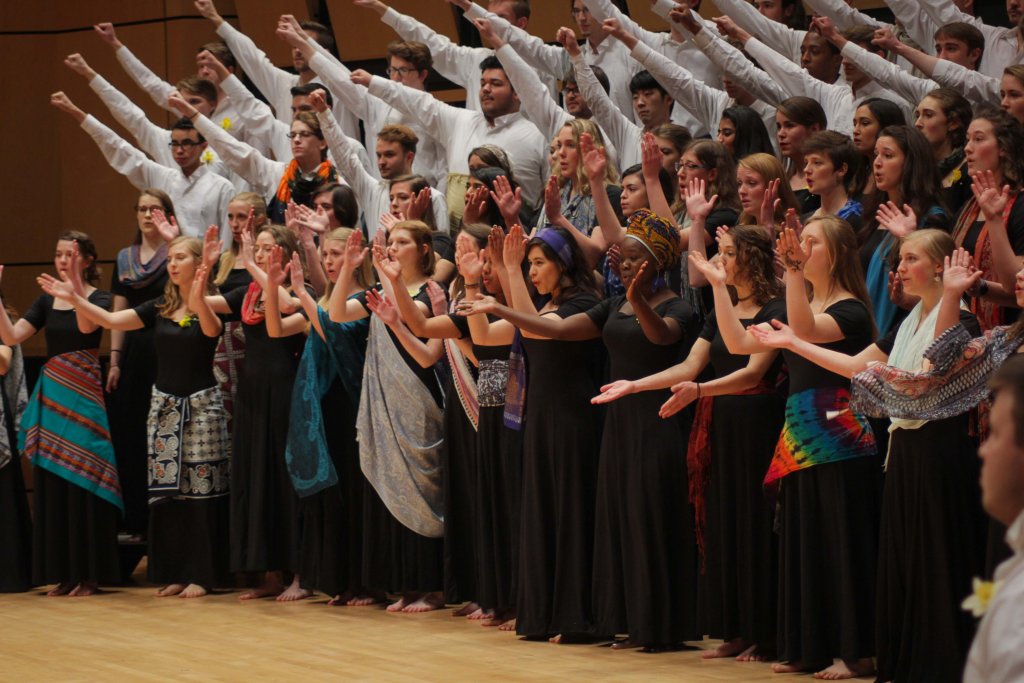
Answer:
[
  {"xmin": 316, "ymin": 109, "xmax": 448, "ymax": 238},
  {"xmin": 839, "ymin": 41, "xmax": 937, "ymax": 108},
  {"xmin": 964, "ymin": 509, "xmax": 1024, "ymax": 683},
  {"xmin": 570, "ymin": 52, "xmax": 641, "ymax": 170},
  {"xmin": 918, "ymin": 0, "xmax": 1024, "ymax": 78},
  {"xmin": 932, "ymin": 59, "xmax": 1001, "ymax": 105},
  {"xmin": 80, "ymin": 114, "xmax": 234, "ymax": 243}
]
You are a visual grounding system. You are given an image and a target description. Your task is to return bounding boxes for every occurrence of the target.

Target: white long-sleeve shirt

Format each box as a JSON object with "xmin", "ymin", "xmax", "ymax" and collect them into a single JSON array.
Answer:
[
  {"xmin": 584, "ymin": 0, "xmax": 717, "ymax": 136},
  {"xmin": 80, "ymin": 114, "xmax": 233, "ymax": 242},
  {"xmin": 744, "ymin": 37, "xmax": 914, "ymax": 133},
  {"xmin": 192, "ymin": 113, "xmax": 290, "ymax": 202},
  {"xmin": 932, "ymin": 59, "xmax": 1001, "ymax": 104},
  {"xmin": 88, "ymin": 73, "xmax": 248, "ymax": 193},
  {"xmin": 494, "ymin": 44, "xmax": 618, "ymax": 168},
  {"xmin": 214, "ymin": 21, "xmax": 361, "ymax": 139},
  {"xmin": 713, "ymin": 0, "xmax": 805, "ymax": 64},
  {"xmin": 365, "ymin": 75, "xmax": 547, "ymax": 210},
  {"xmin": 307, "ymin": 50, "xmax": 446, "ymax": 191},
  {"xmin": 839, "ymin": 41, "xmax": 936, "ymax": 107},
  {"xmin": 690, "ymin": 30, "xmax": 790, "ymax": 109},
  {"xmin": 569, "ymin": 52, "xmax": 641, "ymax": 169},
  {"xmin": 964, "ymin": 510, "xmax": 1024, "ymax": 683},
  {"xmin": 463, "ymin": 3, "xmax": 641, "ymax": 124},
  {"xmin": 917, "ymin": 0, "xmax": 1024, "ymax": 77},
  {"xmin": 316, "ymin": 109, "xmax": 448, "ymax": 238},
  {"xmin": 629, "ymin": 40, "xmax": 779, "ymax": 155}
]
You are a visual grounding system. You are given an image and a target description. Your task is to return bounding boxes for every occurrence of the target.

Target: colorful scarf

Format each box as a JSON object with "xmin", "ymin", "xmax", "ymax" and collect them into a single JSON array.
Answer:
[
  {"xmin": 885, "ymin": 300, "xmax": 941, "ymax": 436},
  {"xmin": 445, "ymin": 297, "xmax": 479, "ymax": 431},
  {"xmin": 240, "ymin": 281, "xmax": 265, "ymax": 325},
  {"xmin": 0, "ymin": 344, "xmax": 27, "ymax": 471},
  {"xmin": 147, "ymin": 384, "xmax": 230, "ymax": 503},
  {"xmin": 865, "ymin": 231, "xmax": 899, "ymax": 337},
  {"xmin": 285, "ymin": 305, "xmax": 369, "ymax": 497},
  {"xmin": 502, "ymin": 330, "xmax": 527, "ymax": 430},
  {"xmin": 116, "ymin": 243, "xmax": 168, "ymax": 290},
  {"xmin": 687, "ymin": 383, "xmax": 775, "ymax": 564},
  {"xmin": 19, "ymin": 350, "xmax": 123, "ymax": 512},
  {"xmin": 764, "ymin": 386, "xmax": 876, "ymax": 490},
  {"xmin": 952, "ymin": 193, "xmax": 1019, "ymax": 331},
  {"xmin": 274, "ymin": 159, "xmax": 336, "ymax": 205},
  {"xmin": 212, "ymin": 320, "xmax": 245, "ymax": 433},
  {"xmin": 625, "ymin": 208, "xmax": 682, "ymax": 269},
  {"xmin": 356, "ymin": 315, "xmax": 445, "ymax": 537},
  {"xmin": 837, "ymin": 198, "xmax": 863, "ymax": 222}
]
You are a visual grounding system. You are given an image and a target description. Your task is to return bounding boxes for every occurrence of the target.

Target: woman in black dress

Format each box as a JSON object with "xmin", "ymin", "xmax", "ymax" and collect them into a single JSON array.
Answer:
[
  {"xmin": 0, "ymin": 232, "xmax": 120, "ymax": 596},
  {"xmin": 329, "ymin": 221, "xmax": 447, "ymax": 614},
  {"xmin": 203, "ymin": 226, "xmax": 309, "ymax": 601},
  {"xmin": 751, "ymin": 231, "xmax": 985, "ymax": 682},
  {"xmin": 106, "ymin": 189, "xmax": 174, "ymax": 543},
  {"xmin": 44, "ymin": 236, "xmax": 231, "ymax": 599},
  {"xmin": 595, "ymin": 223, "xmax": 785, "ymax": 661},
  {"xmin": 0, "ymin": 311, "xmax": 30, "ymax": 593},
  {"xmin": 694, "ymin": 217, "xmax": 880, "ymax": 679},
  {"xmin": 461, "ymin": 224, "xmax": 606, "ymax": 643}
]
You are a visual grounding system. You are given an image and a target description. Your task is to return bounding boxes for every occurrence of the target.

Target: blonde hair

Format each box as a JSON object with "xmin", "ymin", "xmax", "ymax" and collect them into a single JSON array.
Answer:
[
  {"xmin": 558, "ymin": 119, "xmax": 619, "ymax": 194},
  {"xmin": 319, "ymin": 228, "xmax": 375, "ymax": 306},
  {"xmin": 156, "ymin": 237, "xmax": 211, "ymax": 319},
  {"xmin": 215, "ymin": 192, "xmax": 268, "ymax": 286},
  {"xmin": 901, "ymin": 228, "xmax": 955, "ymax": 270},
  {"xmin": 736, "ymin": 153, "xmax": 800, "ymax": 226}
]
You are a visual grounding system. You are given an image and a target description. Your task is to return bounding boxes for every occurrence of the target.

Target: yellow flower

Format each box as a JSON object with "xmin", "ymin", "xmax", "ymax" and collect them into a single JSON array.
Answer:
[
  {"xmin": 201, "ymin": 150, "xmax": 214, "ymax": 165},
  {"xmin": 220, "ymin": 117, "xmax": 232, "ymax": 131},
  {"xmin": 961, "ymin": 577, "xmax": 1001, "ymax": 617},
  {"xmin": 178, "ymin": 314, "xmax": 197, "ymax": 329}
]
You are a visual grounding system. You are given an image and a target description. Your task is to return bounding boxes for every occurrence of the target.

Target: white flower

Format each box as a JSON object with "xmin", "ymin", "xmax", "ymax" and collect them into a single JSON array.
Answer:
[{"xmin": 961, "ymin": 578, "xmax": 1002, "ymax": 617}]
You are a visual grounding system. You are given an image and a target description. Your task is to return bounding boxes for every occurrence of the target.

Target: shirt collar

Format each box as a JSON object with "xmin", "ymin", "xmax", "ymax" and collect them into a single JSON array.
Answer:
[
  {"xmin": 1008, "ymin": 508, "xmax": 1024, "ymax": 555},
  {"xmin": 488, "ymin": 111, "xmax": 522, "ymax": 129}
]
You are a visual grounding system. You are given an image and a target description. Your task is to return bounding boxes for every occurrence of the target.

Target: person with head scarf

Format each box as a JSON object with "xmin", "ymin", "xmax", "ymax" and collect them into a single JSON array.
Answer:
[{"xmin": 464, "ymin": 212, "xmax": 698, "ymax": 650}]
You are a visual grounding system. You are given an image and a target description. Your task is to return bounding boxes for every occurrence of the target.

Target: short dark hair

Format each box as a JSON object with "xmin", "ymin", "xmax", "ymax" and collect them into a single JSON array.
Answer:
[
  {"xmin": 314, "ymin": 183, "xmax": 359, "ymax": 228},
  {"xmin": 171, "ymin": 117, "xmax": 205, "ymax": 144},
  {"xmin": 801, "ymin": 130, "xmax": 864, "ymax": 195},
  {"xmin": 498, "ymin": 0, "xmax": 531, "ymax": 20},
  {"xmin": 176, "ymin": 77, "xmax": 217, "ymax": 105},
  {"xmin": 291, "ymin": 82, "xmax": 334, "ymax": 108},
  {"xmin": 479, "ymin": 54, "xmax": 506, "ymax": 75},
  {"xmin": 301, "ymin": 21, "xmax": 335, "ymax": 53},
  {"xmin": 628, "ymin": 70, "xmax": 668, "ymax": 97},
  {"xmin": 935, "ymin": 21, "xmax": 985, "ymax": 65},
  {"xmin": 564, "ymin": 64, "xmax": 610, "ymax": 94},
  {"xmin": 989, "ymin": 354, "xmax": 1024, "ymax": 447},
  {"xmin": 387, "ymin": 40, "xmax": 432, "ymax": 72},
  {"xmin": 198, "ymin": 41, "xmax": 235, "ymax": 69},
  {"xmin": 621, "ymin": 163, "xmax": 676, "ymax": 206}
]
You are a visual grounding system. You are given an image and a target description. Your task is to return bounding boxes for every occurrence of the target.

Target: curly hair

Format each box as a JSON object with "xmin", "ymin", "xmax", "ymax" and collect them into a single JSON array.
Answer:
[{"xmin": 725, "ymin": 224, "xmax": 782, "ymax": 306}]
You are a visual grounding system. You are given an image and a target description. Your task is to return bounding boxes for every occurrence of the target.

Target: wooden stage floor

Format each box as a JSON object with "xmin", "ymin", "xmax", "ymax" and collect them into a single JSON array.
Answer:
[{"xmin": 0, "ymin": 579, "xmax": 861, "ymax": 682}]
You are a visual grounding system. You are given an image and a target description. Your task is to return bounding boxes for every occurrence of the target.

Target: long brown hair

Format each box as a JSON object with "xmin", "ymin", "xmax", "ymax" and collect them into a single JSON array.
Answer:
[
  {"xmin": 810, "ymin": 215, "xmax": 876, "ymax": 334},
  {"xmin": 727, "ymin": 224, "xmax": 783, "ymax": 306},
  {"xmin": 57, "ymin": 230, "xmax": 100, "ymax": 284},
  {"xmin": 388, "ymin": 220, "xmax": 436, "ymax": 276},
  {"xmin": 736, "ymin": 153, "xmax": 800, "ymax": 225}
]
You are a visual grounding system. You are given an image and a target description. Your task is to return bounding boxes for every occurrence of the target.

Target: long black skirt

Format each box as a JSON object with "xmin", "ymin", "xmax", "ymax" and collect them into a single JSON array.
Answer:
[
  {"xmin": 147, "ymin": 497, "xmax": 230, "ymax": 588},
  {"xmin": 442, "ymin": 379, "xmax": 478, "ymax": 604},
  {"xmin": 776, "ymin": 456, "xmax": 882, "ymax": 666},
  {"xmin": 298, "ymin": 383, "xmax": 364, "ymax": 597},
  {"xmin": 698, "ymin": 393, "xmax": 783, "ymax": 651},
  {"xmin": 876, "ymin": 416, "xmax": 985, "ymax": 683},
  {"xmin": 474, "ymin": 406, "xmax": 523, "ymax": 612},
  {"xmin": 0, "ymin": 460, "xmax": 32, "ymax": 592},
  {"xmin": 592, "ymin": 394, "xmax": 697, "ymax": 646},
  {"xmin": 32, "ymin": 468, "xmax": 120, "ymax": 586}
]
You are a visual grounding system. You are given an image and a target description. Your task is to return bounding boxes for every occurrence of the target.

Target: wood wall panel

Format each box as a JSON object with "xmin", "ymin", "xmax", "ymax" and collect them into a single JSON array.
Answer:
[
  {"xmin": 325, "ymin": 0, "xmax": 462, "ymax": 62},
  {"xmin": 234, "ymin": 0, "xmax": 310, "ymax": 67}
]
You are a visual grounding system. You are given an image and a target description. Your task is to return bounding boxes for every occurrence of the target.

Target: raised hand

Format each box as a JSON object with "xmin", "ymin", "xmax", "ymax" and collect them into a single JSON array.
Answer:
[
  {"xmin": 50, "ymin": 92, "xmax": 85, "ymax": 122},
  {"xmin": 293, "ymin": 203, "xmax": 329, "ymax": 234},
  {"xmin": 407, "ymin": 187, "xmax": 432, "ymax": 222},
  {"xmin": 871, "ymin": 26, "xmax": 899, "ymax": 51},
  {"xmin": 775, "ymin": 226, "xmax": 809, "ymax": 273},
  {"xmin": 365, "ymin": 288, "xmax": 399, "ymax": 326},
  {"xmin": 350, "ymin": 69, "xmax": 373, "ymax": 87},
  {"xmin": 37, "ymin": 273, "xmax": 76, "ymax": 301},
  {"xmin": 606, "ymin": 243, "xmax": 622, "ymax": 280},
  {"xmin": 308, "ymin": 89, "xmax": 329, "ymax": 113},
  {"xmin": 194, "ymin": 0, "xmax": 224, "ymax": 24},
  {"xmin": 658, "ymin": 381, "xmax": 700, "ymax": 418},
  {"xmin": 669, "ymin": 3, "xmax": 702, "ymax": 34},
  {"xmin": 239, "ymin": 228, "xmax": 255, "ymax": 270},
  {"xmin": 64, "ymin": 53, "xmax": 96, "ymax": 80},
  {"xmin": 266, "ymin": 245, "xmax": 289, "ymax": 288},
  {"xmin": 810, "ymin": 16, "xmax": 839, "ymax": 42},
  {"xmin": 602, "ymin": 18, "xmax": 637, "ymax": 49},
  {"xmin": 66, "ymin": 246, "xmax": 88, "ymax": 298},
  {"xmin": 463, "ymin": 186, "xmax": 489, "ymax": 225},
  {"xmin": 275, "ymin": 17, "xmax": 306, "ymax": 48},
  {"xmin": 343, "ymin": 229, "xmax": 369, "ymax": 272},
  {"xmin": 887, "ymin": 270, "xmax": 918, "ymax": 311},
  {"xmin": 783, "ymin": 208, "xmax": 803, "ymax": 236},
  {"xmin": 625, "ymin": 260, "xmax": 653, "ymax": 304},
  {"xmin": 556, "ymin": 27, "xmax": 581, "ymax": 56},
  {"xmin": 202, "ymin": 225, "xmax": 223, "ymax": 269},
  {"xmin": 151, "ymin": 209, "xmax": 180, "ymax": 242},
  {"xmin": 167, "ymin": 90, "xmax": 199, "ymax": 118},
  {"xmin": 490, "ymin": 174, "xmax": 522, "ymax": 222},
  {"xmin": 942, "ymin": 247, "xmax": 982, "ymax": 296},
  {"xmin": 425, "ymin": 280, "xmax": 447, "ymax": 316},
  {"xmin": 688, "ymin": 250, "xmax": 727, "ymax": 286},
  {"xmin": 747, "ymin": 318, "xmax": 796, "ymax": 348},
  {"xmin": 713, "ymin": 15, "xmax": 751, "ymax": 43},
  {"xmin": 455, "ymin": 233, "xmax": 484, "ymax": 282},
  {"xmin": 503, "ymin": 224, "xmax": 528, "ymax": 271},
  {"xmin": 591, "ymin": 379, "xmax": 636, "ymax": 405},
  {"xmin": 379, "ymin": 212, "xmax": 402, "ymax": 235},
  {"xmin": 456, "ymin": 295, "xmax": 499, "ymax": 316},
  {"xmin": 284, "ymin": 200, "xmax": 302, "ymax": 237},
  {"xmin": 640, "ymin": 132, "xmax": 663, "ymax": 180},
  {"xmin": 352, "ymin": 0, "xmax": 388, "ymax": 14},
  {"xmin": 972, "ymin": 170, "xmax": 1012, "ymax": 222},
  {"xmin": 196, "ymin": 49, "xmax": 230, "ymax": 81},
  {"xmin": 876, "ymin": 201, "xmax": 918, "ymax": 239},
  {"xmin": 580, "ymin": 132, "xmax": 607, "ymax": 183},
  {"xmin": 684, "ymin": 178, "xmax": 718, "ymax": 222},
  {"xmin": 758, "ymin": 177, "xmax": 781, "ymax": 227},
  {"xmin": 189, "ymin": 263, "xmax": 212, "ymax": 311},
  {"xmin": 372, "ymin": 242, "xmax": 401, "ymax": 282},
  {"xmin": 92, "ymin": 22, "xmax": 122, "ymax": 48},
  {"xmin": 472, "ymin": 18, "xmax": 503, "ymax": 48},
  {"xmin": 543, "ymin": 175, "xmax": 562, "ymax": 225},
  {"xmin": 288, "ymin": 253, "xmax": 306, "ymax": 292}
]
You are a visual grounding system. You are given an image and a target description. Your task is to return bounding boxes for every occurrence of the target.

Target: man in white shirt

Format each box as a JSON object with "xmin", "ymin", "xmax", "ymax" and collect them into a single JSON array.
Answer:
[
  {"xmin": 51, "ymin": 92, "xmax": 234, "ymax": 243},
  {"xmin": 350, "ymin": 55, "xmax": 547, "ymax": 229},
  {"xmin": 964, "ymin": 356, "xmax": 1024, "ymax": 683},
  {"xmin": 194, "ymin": 0, "xmax": 360, "ymax": 139}
]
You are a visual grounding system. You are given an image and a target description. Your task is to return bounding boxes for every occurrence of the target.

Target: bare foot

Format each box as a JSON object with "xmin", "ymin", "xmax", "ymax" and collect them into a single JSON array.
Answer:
[
  {"xmin": 814, "ymin": 658, "xmax": 875, "ymax": 680},
  {"xmin": 702, "ymin": 638, "xmax": 748, "ymax": 659},
  {"xmin": 483, "ymin": 609, "xmax": 515, "ymax": 628},
  {"xmin": 239, "ymin": 573, "xmax": 284, "ymax": 600},
  {"xmin": 773, "ymin": 661, "xmax": 812, "ymax": 674},
  {"xmin": 68, "ymin": 582, "xmax": 99, "ymax": 597},
  {"xmin": 155, "ymin": 584, "xmax": 186, "ymax": 597},
  {"xmin": 611, "ymin": 640, "xmax": 643, "ymax": 650},
  {"xmin": 386, "ymin": 595, "xmax": 411, "ymax": 612},
  {"xmin": 467, "ymin": 608, "xmax": 493, "ymax": 621},
  {"xmin": 736, "ymin": 644, "xmax": 770, "ymax": 662},
  {"xmin": 46, "ymin": 582, "xmax": 76, "ymax": 597},
  {"xmin": 498, "ymin": 618, "xmax": 517, "ymax": 632},
  {"xmin": 347, "ymin": 594, "xmax": 383, "ymax": 606},
  {"xmin": 452, "ymin": 601, "xmax": 480, "ymax": 617},
  {"xmin": 328, "ymin": 591, "xmax": 355, "ymax": 606},
  {"xmin": 178, "ymin": 584, "xmax": 207, "ymax": 599},
  {"xmin": 276, "ymin": 575, "xmax": 312, "ymax": 602},
  {"xmin": 402, "ymin": 591, "xmax": 445, "ymax": 613}
]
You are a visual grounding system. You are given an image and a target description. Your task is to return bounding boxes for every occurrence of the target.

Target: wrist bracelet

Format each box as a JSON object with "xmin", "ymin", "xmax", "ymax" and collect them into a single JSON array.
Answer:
[
  {"xmin": 978, "ymin": 279, "xmax": 989, "ymax": 297},
  {"xmin": 110, "ymin": 349, "xmax": 122, "ymax": 355}
]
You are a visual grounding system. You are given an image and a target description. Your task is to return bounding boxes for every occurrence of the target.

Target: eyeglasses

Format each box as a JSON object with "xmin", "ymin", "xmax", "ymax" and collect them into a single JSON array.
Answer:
[
  {"xmin": 675, "ymin": 161, "xmax": 708, "ymax": 172},
  {"xmin": 168, "ymin": 140, "xmax": 200, "ymax": 149},
  {"xmin": 286, "ymin": 130, "xmax": 319, "ymax": 139},
  {"xmin": 386, "ymin": 66, "xmax": 418, "ymax": 77}
]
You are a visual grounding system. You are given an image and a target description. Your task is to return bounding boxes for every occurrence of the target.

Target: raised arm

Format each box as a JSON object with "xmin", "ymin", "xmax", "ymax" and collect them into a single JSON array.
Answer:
[
  {"xmin": 261, "ymin": 247, "xmax": 308, "ymax": 338},
  {"xmin": 328, "ymin": 231, "xmax": 372, "ymax": 323},
  {"xmin": 689, "ymin": 23, "xmax": 788, "ymax": 107},
  {"xmin": 832, "ymin": 30, "xmax": 935, "ymax": 105},
  {"xmin": 313, "ymin": 98, "xmax": 377, "ymax": 207},
  {"xmin": 365, "ymin": 288, "xmax": 445, "ymax": 367},
  {"xmin": 748, "ymin": 318, "xmax": 885, "ymax": 377},
  {"xmin": 776, "ymin": 228, "xmax": 847, "ymax": 343},
  {"xmin": 361, "ymin": 72, "xmax": 458, "ymax": 147},
  {"xmin": 930, "ymin": 58, "xmax": 1001, "ymax": 105},
  {"xmin": 490, "ymin": 35, "xmax": 570, "ymax": 144},
  {"xmin": 972, "ymin": 172, "xmax": 1024, "ymax": 291},
  {"xmin": 585, "ymin": 0, "xmax": 666, "ymax": 45},
  {"xmin": 683, "ymin": 178, "xmax": 718, "ymax": 286},
  {"xmin": 713, "ymin": 0, "xmax": 805, "ymax": 63},
  {"xmin": 583, "ymin": 133, "xmax": 626, "ymax": 247},
  {"xmin": 802, "ymin": 0, "xmax": 885, "ymax": 31},
  {"xmin": 462, "ymin": 1, "xmax": 568, "ymax": 78},
  {"xmin": 934, "ymin": 248, "xmax": 982, "ymax": 339},
  {"xmin": 37, "ymin": 274, "xmax": 143, "ymax": 331},
  {"xmin": 188, "ymin": 264, "xmax": 224, "ymax": 338},
  {"xmin": 688, "ymin": 251, "xmax": 771, "ymax": 354},
  {"xmin": 372, "ymin": 242, "xmax": 462, "ymax": 339},
  {"xmin": 93, "ymin": 22, "xmax": 176, "ymax": 110},
  {"xmin": 593, "ymin": 337, "xmax": 711, "ymax": 404}
]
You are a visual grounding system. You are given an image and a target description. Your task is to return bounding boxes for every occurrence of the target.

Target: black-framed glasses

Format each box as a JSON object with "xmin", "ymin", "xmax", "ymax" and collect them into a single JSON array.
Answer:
[
  {"xmin": 386, "ymin": 66, "xmax": 418, "ymax": 77},
  {"xmin": 168, "ymin": 140, "xmax": 200, "ymax": 149},
  {"xmin": 675, "ymin": 161, "xmax": 708, "ymax": 172}
]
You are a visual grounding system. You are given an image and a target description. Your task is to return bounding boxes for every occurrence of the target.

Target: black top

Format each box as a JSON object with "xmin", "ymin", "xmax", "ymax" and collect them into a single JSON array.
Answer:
[
  {"xmin": 223, "ymin": 284, "xmax": 308, "ymax": 379},
  {"xmin": 875, "ymin": 308, "xmax": 981, "ymax": 356},
  {"xmin": 585, "ymin": 295, "xmax": 696, "ymax": 380},
  {"xmin": 356, "ymin": 283, "xmax": 446, "ymax": 406},
  {"xmin": 699, "ymin": 297, "xmax": 787, "ymax": 380},
  {"xmin": 110, "ymin": 264, "xmax": 167, "ymax": 307},
  {"xmin": 432, "ymin": 233, "xmax": 455, "ymax": 264},
  {"xmin": 218, "ymin": 269, "xmax": 254, "ymax": 323},
  {"xmin": 960, "ymin": 197, "xmax": 1024, "ymax": 257},
  {"xmin": 446, "ymin": 311, "xmax": 469, "ymax": 339},
  {"xmin": 779, "ymin": 299, "xmax": 874, "ymax": 393},
  {"xmin": 23, "ymin": 291, "xmax": 112, "ymax": 357},
  {"xmin": 795, "ymin": 188, "xmax": 821, "ymax": 215},
  {"xmin": 133, "ymin": 298, "xmax": 221, "ymax": 396}
]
